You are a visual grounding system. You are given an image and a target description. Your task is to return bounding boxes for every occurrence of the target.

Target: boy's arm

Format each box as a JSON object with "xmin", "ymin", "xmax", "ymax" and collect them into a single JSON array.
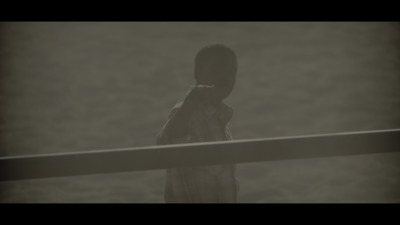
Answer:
[
  {"xmin": 156, "ymin": 102, "xmax": 191, "ymax": 145},
  {"xmin": 156, "ymin": 85, "xmax": 215, "ymax": 145}
]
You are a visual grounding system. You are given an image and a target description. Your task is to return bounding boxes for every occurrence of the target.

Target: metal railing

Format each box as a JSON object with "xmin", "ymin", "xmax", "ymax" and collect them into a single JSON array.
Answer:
[{"xmin": 1, "ymin": 129, "xmax": 399, "ymax": 182}]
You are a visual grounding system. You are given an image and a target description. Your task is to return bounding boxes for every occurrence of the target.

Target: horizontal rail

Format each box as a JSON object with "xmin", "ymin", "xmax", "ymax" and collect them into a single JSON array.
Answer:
[{"xmin": 0, "ymin": 129, "xmax": 399, "ymax": 182}]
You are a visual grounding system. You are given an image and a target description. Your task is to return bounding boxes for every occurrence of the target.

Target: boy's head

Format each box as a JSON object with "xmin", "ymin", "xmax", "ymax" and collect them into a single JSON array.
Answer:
[{"xmin": 194, "ymin": 44, "xmax": 237, "ymax": 100}]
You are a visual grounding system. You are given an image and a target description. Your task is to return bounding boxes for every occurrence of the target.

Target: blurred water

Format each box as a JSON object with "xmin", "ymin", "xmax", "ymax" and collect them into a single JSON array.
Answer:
[{"xmin": 0, "ymin": 22, "xmax": 399, "ymax": 202}]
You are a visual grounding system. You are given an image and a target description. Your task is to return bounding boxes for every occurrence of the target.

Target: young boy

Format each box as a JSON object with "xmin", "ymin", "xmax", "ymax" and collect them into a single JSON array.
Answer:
[{"xmin": 156, "ymin": 44, "xmax": 238, "ymax": 203}]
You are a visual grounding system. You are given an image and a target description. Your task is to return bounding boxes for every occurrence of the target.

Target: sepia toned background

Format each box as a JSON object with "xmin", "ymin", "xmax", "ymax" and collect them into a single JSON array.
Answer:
[{"xmin": 0, "ymin": 22, "xmax": 399, "ymax": 202}]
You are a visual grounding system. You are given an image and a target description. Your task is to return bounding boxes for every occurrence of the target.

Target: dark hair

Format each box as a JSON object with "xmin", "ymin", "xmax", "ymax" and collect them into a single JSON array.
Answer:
[{"xmin": 194, "ymin": 44, "xmax": 237, "ymax": 85}]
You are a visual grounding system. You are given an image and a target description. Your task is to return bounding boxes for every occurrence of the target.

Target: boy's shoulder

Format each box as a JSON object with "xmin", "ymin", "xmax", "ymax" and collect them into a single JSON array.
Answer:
[
  {"xmin": 167, "ymin": 101, "xmax": 185, "ymax": 119},
  {"xmin": 170, "ymin": 101, "xmax": 185, "ymax": 114},
  {"xmin": 172, "ymin": 101, "xmax": 184, "ymax": 110}
]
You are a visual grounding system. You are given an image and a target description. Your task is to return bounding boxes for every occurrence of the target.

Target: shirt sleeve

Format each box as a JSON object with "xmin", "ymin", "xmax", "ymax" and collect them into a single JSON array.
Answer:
[{"xmin": 156, "ymin": 103, "xmax": 190, "ymax": 145}]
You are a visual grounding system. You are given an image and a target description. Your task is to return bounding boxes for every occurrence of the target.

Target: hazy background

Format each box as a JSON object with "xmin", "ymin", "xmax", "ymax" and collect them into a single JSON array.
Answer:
[{"xmin": 0, "ymin": 22, "xmax": 399, "ymax": 203}]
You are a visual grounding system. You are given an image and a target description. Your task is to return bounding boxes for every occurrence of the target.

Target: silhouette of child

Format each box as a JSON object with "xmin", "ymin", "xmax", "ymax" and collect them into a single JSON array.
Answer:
[{"xmin": 157, "ymin": 44, "xmax": 238, "ymax": 203}]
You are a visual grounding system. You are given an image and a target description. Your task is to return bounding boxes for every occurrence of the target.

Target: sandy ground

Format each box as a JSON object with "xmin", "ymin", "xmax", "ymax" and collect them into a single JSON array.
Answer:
[{"xmin": 0, "ymin": 22, "xmax": 399, "ymax": 203}]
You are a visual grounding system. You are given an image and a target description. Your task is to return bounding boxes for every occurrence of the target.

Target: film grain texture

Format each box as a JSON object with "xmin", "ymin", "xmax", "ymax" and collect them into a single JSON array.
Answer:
[{"xmin": 0, "ymin": 22, "xmax": 399, "ymax": 202}]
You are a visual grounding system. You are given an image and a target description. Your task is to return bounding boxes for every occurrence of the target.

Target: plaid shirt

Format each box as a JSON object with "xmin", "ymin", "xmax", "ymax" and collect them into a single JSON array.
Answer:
[{"xmin": 156, "ymin": 88, "xmax": 238, "ymax": 203}]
